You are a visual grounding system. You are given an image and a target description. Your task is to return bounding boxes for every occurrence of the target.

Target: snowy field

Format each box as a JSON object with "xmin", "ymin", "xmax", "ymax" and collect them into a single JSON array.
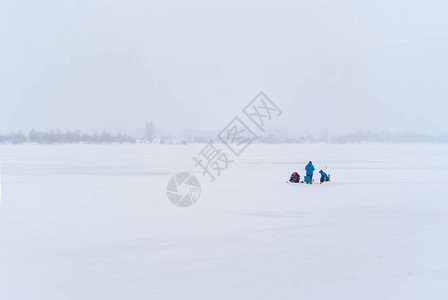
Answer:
[{"xmin": 0, "ymin": 143, "xmax": 447, "ymax": 300}]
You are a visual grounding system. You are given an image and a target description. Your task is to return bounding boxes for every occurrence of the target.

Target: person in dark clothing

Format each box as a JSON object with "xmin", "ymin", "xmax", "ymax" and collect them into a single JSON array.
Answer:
[
  {"xmin": 319, "ymin": 170, "xmax": 329, "ymax": 183},
  {"xmin": 305, "ymin": 161, "xmax": 315, "ymax": 184},
  {"xmin": 289, "ymin": 172, "xmax": 300, "ymax": 183}
]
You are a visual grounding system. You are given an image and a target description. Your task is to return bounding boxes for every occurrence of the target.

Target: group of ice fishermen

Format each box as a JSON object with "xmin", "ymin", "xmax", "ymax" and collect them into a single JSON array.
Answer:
[{"xmin": 289, "ymin": 161, "xmax": 330, "ymax": 184}]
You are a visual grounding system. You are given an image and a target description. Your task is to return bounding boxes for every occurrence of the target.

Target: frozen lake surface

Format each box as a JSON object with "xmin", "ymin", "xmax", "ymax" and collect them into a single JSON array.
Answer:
[{"xmin": 0, "ymin": 143, "xmax": 447, "ymax": 299}]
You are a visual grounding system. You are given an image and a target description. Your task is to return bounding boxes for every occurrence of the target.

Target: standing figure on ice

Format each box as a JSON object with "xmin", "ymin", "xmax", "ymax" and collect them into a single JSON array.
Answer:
[{"xmin": 305, "ymin": 161, "xmax": 315, "ymax": 184}]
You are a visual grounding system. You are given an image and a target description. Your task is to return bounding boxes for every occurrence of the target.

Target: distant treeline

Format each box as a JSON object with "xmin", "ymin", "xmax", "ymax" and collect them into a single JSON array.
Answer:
[
  {"xmin": 258, "ymin": 131, "xmax": 448, "ymax": 144},
  {"xmin": 0, "ymin": 129, "xmax": 136, "ymax": 144},
  {"xmin": 1, "ymin": 128, "xmax": 447, "ymax": 144},
  {"xmin": 330, "ymin": 131, "xmax": 448, "ymax": 144}
]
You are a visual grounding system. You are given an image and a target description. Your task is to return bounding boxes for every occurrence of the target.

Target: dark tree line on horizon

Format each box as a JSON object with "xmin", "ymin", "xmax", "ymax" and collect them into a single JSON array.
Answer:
[
  {"xmin": 0, "ymin": 126, "xmax": 447, "ymax": 145},
  {"xmin": 257, "ymin": 131, "xmax": 448, "ymax": 144},
  {"xmin": 0, "ymin": 129, "xmax": 136, "ymax": 144}
]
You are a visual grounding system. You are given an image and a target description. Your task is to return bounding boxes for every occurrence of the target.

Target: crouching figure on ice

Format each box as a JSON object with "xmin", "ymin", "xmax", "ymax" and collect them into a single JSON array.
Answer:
[
  {"xmin": 289, "ymin": 172, "xmax": 301, "ymax": 183},
  {"xmin": 319, "ymin": 170, "xmax": 330, "ymax": 183}
]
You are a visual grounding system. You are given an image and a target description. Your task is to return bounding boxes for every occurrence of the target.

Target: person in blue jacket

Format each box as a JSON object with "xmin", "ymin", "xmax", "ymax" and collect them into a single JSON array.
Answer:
[
  {"xmin": 319, "ymin": 170, "xmax": 329, "ymax": 183},
  {"xmin": 305, "ymin": 161, "xmax": 315, "ymax": 184}
]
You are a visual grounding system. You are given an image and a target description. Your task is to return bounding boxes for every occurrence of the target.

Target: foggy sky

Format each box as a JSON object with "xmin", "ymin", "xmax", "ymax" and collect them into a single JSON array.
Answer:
[{"xmin": 1, "ymin": 0, "xmax": 447, "ymax": 137}]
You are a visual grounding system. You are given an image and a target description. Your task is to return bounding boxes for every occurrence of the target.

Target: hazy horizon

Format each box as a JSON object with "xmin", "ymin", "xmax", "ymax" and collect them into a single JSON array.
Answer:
[{"xmin": 1, "ymin": 0, "xmax": 447, "ymax": 137}]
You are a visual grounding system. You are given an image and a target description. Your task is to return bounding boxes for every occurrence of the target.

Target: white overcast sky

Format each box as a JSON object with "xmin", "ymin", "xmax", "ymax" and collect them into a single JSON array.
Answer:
[{"xmin": 0, "ymin": 0, "xmax": 447, "ymax": 136}]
